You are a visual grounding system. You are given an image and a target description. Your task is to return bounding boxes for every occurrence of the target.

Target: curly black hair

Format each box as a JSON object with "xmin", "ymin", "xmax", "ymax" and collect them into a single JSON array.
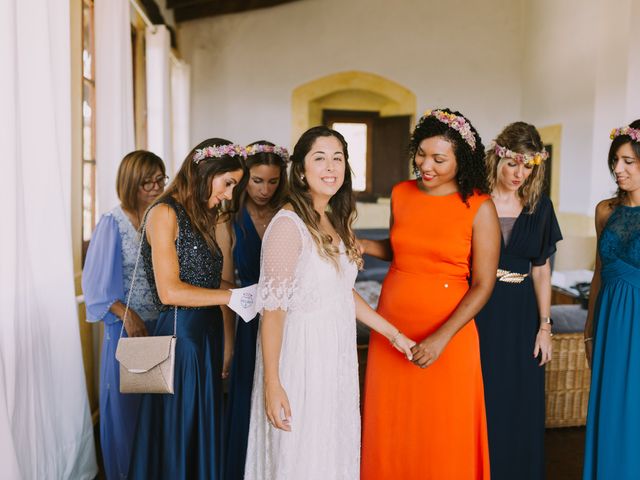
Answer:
[{"xmin": 409, "ymin": 108, "xmax": 488, "ymax": 205}]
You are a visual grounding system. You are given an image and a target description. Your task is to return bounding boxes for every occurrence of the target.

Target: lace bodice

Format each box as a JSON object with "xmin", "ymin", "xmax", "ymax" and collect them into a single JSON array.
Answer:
[
  {"xmin": 255, "ymin": 209, "xmax": 358, "ymax": 314},
  {"xmin": 599, "ymin": 205, "xmax": 640, "ymax": 269},
  {"xmin": 111, "ymin": 206, "xmax": 158, "ymax": 322}
]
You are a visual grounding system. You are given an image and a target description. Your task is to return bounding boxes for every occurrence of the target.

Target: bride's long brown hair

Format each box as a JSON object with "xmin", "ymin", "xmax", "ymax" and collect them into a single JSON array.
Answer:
[
  {"xmin": 153, "ymin": 138, "xmax": 247, "ymax": 253},
  {"xmin": 287, "ymin": 126, "xmax": 363, "ymax": 269}
]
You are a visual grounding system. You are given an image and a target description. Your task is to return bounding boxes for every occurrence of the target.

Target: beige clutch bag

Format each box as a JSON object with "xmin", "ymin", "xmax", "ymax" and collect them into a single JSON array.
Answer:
[
  {"xmin": 115, "ymin": 219, "xmax": 178, "ymax": 395},
  {"xmin": 116, "ymin": 334, "xmax": 176, "ymax": 394}
]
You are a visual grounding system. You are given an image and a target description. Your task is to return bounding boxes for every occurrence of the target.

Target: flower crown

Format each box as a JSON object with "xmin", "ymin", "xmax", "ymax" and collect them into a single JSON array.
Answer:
[
  {"xmin": 193, "ymin": 144, "xmax": 247, "ymax": 164},
  {"xmin": 490, "ymin": 141, "xmax": 548, "ymax": 166},
  {"xmin": 422, "ymin": 109, "xmax": 477, "ymax": 151},
  {"xmin": 610, "ymin": 125, "xmax": 640, "ymax": 143},
  {"xmin": 245, "ymin": 143, "xmax": 290, "ymax": 163}
]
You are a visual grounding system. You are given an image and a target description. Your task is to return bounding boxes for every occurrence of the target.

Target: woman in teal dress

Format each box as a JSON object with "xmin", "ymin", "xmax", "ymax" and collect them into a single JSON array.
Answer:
[
  {"xmin": 224, "ymin": 141, "xmax": 288, "ymax": 480},
  {"xmin": 584, "ymin": 119, "xmax": 640, "ymax": 479}
]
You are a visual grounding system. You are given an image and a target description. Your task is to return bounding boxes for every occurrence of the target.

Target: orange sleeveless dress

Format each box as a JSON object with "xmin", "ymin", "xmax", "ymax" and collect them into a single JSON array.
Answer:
[{"xmin": 361, "ymin": 180, "xmax": 491, "ymax": 479}]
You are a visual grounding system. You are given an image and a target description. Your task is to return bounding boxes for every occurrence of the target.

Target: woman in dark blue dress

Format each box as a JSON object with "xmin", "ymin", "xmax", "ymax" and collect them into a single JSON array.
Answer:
[
  {"xmin": 128, "ymin": 139, "xmax": 255, "ymax": 479},
  {"xmin": 224, "ymin": 141, "xmax": 288, "ymax": 480},
  {"xmin": 475, "ymin": 122, "xmax": 562, "ymax": 480},
  {"xmin": 583, "ymin": 120, "xmax": 640, "ymax": 479}
]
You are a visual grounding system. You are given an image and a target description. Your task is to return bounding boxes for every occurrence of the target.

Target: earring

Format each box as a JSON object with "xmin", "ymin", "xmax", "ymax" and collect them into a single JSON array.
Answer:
[
  {"xmin": 413, "ymin": 166, "xmax": 420, "ymax": 178},
  {"xmin": 300, "ymin": 174, "xmax": 305, "ymax": 180}
]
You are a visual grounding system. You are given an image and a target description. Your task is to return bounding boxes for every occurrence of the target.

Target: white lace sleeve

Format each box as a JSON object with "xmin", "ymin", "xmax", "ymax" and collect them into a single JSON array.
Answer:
[{"xmin": 256, "ymin": 212, "xmax": 304, "ymax": 312}]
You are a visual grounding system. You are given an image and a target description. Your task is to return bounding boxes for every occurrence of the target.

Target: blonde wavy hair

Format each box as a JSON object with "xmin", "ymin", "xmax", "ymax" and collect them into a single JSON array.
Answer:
[
  {"xmin": 485, "ymin": 122, "xmax": 547, "ymax": 213},
  {"xmin": 287, "ymin": 126, "xmax": 363, "ymax": 269}
]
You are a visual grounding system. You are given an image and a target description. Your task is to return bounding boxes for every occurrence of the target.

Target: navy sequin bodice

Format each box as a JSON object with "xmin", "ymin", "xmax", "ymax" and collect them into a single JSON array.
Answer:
[
  {"xmin": 141, "ymin": 197, "xmax": 223, "ymax": 311},
  {"xmin": 599, "ymin": 205, "xmax": 640, "ymax": 269}
]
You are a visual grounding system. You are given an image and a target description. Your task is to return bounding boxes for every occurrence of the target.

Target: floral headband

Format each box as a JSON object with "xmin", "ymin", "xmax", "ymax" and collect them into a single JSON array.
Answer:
[
  {"xmin": 490, "ymin": 141, "xmax": 548, "ymax": 166},
  {"xmin": 610, "ymin": 125, "xmax": 640, "ymax": 143},
  {"xmin": 245, "ymin": 143, "xmax": 290, "ymax": 163},
  {"xmin": 422, "ymin": 109, "xmax": 477, "ymax": 151},
  {"xmin": 193, "ymin": 144, "xmax": 247, "ymax": 164}
]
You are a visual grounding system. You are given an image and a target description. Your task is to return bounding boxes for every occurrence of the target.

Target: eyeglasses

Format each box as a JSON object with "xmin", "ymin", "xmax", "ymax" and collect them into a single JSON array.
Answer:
[{"xmin": 141, "ymin": 175, "xmax": 169, "ymax": 192}]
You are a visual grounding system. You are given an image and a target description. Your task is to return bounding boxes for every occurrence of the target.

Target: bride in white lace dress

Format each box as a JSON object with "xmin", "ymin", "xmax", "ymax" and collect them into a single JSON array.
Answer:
[{"xmin": 243, "ymin": 127, "xmax": 415, "ymax": 480}]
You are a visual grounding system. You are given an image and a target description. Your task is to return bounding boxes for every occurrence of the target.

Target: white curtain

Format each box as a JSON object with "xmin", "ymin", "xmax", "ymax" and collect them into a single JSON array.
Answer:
[
  {"xmin": 171, "ymin": 58, "xmax": 191, "ymax": 172},
  {"xmin": 146, "ymin": 25, "xmax": 174, "ymax": 174},
  {"xmin": 95, "ymin": 0, "xmax": 135, "ymax": 215},
  {"xmin": 0, "ymin": 0, "xmax": 98, "ymax": 479}
]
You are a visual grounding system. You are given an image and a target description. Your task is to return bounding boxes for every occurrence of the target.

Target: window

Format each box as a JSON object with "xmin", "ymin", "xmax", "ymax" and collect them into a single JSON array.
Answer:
[
  {"xmin": 81, "ymin": 0, "xmax": 96, "ymax": 255},
  {"xmin": 324, "ymin": 110, "xmax": 411, "ymax": 199}
]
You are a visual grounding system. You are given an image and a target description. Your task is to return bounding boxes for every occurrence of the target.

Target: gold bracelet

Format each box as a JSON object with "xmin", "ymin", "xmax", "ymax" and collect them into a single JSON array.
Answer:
[{"xmin": 390, "ymin": 330, "xmax": 402, "ymax": 346}]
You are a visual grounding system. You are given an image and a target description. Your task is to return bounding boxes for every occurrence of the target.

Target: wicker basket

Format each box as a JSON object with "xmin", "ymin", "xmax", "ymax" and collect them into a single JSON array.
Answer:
[{"xmin": 545, "ymin": 332, "xmax": 591, "ymax": 428}]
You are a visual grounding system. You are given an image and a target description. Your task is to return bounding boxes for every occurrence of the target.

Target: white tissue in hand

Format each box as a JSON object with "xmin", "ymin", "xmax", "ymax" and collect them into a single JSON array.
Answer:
[{"xmin": 229, "ymin": 284, "xmax": 258, "ymax": 322}]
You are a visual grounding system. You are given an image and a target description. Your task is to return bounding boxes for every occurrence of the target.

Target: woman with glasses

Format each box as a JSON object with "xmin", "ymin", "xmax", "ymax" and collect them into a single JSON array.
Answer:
[{"xmin": 82, "ymin": 150, "xmax": 167, "ymax": 480}]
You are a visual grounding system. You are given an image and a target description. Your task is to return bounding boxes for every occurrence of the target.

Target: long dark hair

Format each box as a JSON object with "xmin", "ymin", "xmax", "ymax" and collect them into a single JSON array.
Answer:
[
  {"xmin": 153, "ymin": 138, "xmax": 246, "ymax": 253},
  {"xmin": 231, "ymin": 140, "xmax": 288, "ymax": 225},
  {"xmin": 409, "ymin": 108, "xmax": 488, "ymax": 204},
  {"xmin": 288, "ymin": 126, "xmax": 363, "ymax": 268},
  {"xmin": 608, "ymin": 119, "xmax": 640, "ymax": 206}
]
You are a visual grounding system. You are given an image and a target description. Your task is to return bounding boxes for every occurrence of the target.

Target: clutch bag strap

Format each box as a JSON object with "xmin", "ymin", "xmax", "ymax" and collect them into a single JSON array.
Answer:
[{"xmin": 119, "ymin": 212, "xmax": 179, "ymax": 340}]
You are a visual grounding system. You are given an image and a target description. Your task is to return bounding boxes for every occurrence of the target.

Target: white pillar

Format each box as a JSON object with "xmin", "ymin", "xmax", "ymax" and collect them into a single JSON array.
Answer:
[
  {"xmin": 171, "ymin": 58, "xmax": 191, "ymax": 173},
  {"xmin": 146, "ymin": 25, "xmax": 173, "ymax": 174}
]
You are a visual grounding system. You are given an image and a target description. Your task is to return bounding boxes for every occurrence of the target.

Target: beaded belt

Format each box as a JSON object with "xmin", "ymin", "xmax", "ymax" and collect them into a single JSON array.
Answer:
[{"xmin": 496, "ymin": 269, "xmax": 529, "ymax": 284}]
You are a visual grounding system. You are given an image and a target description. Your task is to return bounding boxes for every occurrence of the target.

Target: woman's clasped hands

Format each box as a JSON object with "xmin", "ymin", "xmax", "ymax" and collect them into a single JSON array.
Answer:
[{"xmin": 410, "ymin": 330, "xmax": 451, "ymax": 369}]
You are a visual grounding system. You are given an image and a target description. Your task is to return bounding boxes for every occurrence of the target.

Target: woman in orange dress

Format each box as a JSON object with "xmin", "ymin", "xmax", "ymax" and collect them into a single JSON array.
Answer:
[{"xmin": 361, "ymin": 108, "xmax": 501, "ymax": 479}]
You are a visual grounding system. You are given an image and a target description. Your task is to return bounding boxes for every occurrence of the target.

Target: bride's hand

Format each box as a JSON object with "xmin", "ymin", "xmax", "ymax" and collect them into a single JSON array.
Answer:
[
  {"xmin": 265, "ymin": 381, "xmax": 292, "ymax": 431},
  {"xmin": 390, "ymin": 331, "xmax": 416, "ymax": 361}
]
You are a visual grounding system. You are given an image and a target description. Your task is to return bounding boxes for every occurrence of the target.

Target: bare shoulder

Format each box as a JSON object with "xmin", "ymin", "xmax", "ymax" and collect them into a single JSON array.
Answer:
[
  {"xmin": 146, "ymin": 203, "xmax": 178, "ymax": 241},
  {"xmin": 595, "ymin": 198, "xmax": 616, "ymax": 234},
  {"xmin": 147, "ymin": 202, "xmax": 176, "ymax": 223},
  {"xmin": 281, "ymin": 202, "xmax": 294, "ymax": 212},
  {"xmin": 473, "ymin": 196, "xmax": 499, "ymax": 227}
]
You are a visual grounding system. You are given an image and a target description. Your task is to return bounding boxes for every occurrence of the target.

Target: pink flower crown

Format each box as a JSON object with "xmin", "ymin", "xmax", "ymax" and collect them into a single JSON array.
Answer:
[
  {"xmin": 193, "ymin": 144, "xmax": 247, "ymax": 164},
  {"xmin": 490, "ymin": 142, "xmax": 548, "ymax": 166},
  {"xmin": 610, "ymin": 125, "xmax": 640, "ymax": 143},
  {"xmin": 422, "ymin": 109, "xmax": 477, "ymax": 151},
  {"xmin": 245, "ymin": 143, "xmax": 290, "ymax": 162}
]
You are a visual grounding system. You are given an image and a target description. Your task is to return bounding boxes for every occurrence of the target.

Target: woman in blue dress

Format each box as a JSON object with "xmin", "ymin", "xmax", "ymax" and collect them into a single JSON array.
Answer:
[
  {"xmin": 224, "ymin": 141, "xmax": 288, "ymax": 480},
  {"xmin": 475, "ymin": 123, "xmax": 561, "ymax": 480},
  {"xmin": 82, "ymin": 150, "xmax": 167, "ymax": 479},
  {"xmin": 128, "ymin": 139, "xmax": 255, "ymax": 479},
  {"xmin": 584, "ymin": 119, "xmax": 640, "ymax": 479}
]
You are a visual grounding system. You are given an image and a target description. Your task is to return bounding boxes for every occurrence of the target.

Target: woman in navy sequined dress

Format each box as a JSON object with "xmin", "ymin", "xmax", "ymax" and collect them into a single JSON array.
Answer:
[
  {"xmin": 129, "ymin": 138, "xmax": 249, "ymax": 479},
  {"xmin": 583, "ymin": 120, "xmax": 640, "ymax": 479}
]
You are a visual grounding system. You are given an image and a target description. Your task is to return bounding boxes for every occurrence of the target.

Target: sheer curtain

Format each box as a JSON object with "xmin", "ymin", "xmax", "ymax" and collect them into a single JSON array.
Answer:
[
  {"xmin": 95, "ymin": 0, "xmax": 135, "ymax": 215},
  {"xmin": 0, "ymin": 0, "xmax": 97, "ymax": 478}
]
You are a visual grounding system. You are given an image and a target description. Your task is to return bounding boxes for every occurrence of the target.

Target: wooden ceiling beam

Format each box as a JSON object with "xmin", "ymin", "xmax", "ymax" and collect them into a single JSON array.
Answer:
[{"xmin": 172, "ymin": 0, "xmax": 302, "ymax": 22}]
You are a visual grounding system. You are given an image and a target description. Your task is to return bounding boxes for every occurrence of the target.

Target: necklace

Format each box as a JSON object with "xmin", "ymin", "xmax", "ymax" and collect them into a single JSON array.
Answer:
[{"xmin": 248, "ymin": 208, "xmax": 274, "ymax": 229}]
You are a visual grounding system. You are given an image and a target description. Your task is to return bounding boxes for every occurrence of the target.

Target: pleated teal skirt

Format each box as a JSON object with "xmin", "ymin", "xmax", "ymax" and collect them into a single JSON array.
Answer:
[{"xmin": 584, "ymin": 260, "xmax": 640, "ymax": 479}]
